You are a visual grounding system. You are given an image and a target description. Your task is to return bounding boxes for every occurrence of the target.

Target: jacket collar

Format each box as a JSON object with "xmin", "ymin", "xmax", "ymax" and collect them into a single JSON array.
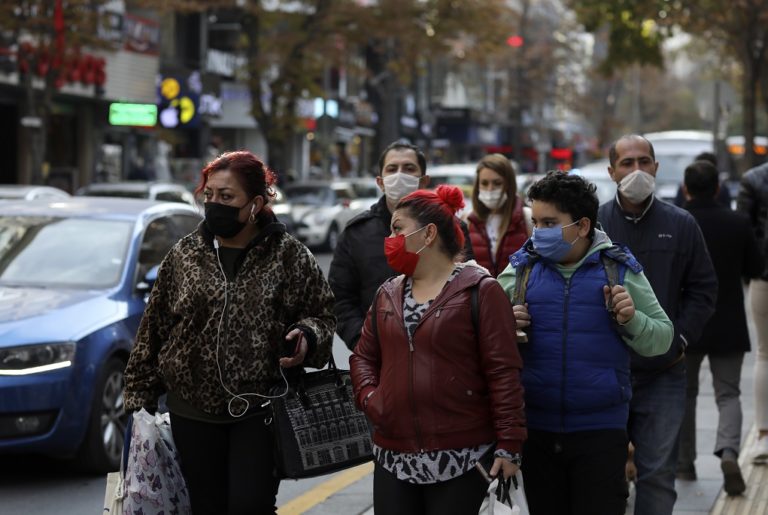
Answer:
[
  {"xmin": 380, "ymin": 264, "xmax": 490, "ymax": 320},
  {"xmin": 684, "ymin": 197, "xmax": 720, "ymax": 210},
  {"xmin": 370, "ymin": 195, "xmax": 392, "ymax": 228},
  {"xmin": 612, "ymin": 193, "xmax": 655, "ymax": 224}
]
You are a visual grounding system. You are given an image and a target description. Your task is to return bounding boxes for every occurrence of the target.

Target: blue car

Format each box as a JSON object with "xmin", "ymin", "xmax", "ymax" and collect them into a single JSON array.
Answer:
[{"xmin": 0, "ymin": 198, "xmax": 201, "ymax": 472}]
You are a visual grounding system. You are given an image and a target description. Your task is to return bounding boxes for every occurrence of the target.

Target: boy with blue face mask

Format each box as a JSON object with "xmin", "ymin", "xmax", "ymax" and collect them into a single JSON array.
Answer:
[{"xmin": 497, "ymin": 171, "xmax": 673, "ymax": 515}]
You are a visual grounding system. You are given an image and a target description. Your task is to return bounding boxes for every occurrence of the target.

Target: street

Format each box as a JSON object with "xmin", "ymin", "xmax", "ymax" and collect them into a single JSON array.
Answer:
[{"xmin": 0, "ymin": 252, "xmax": 348, "ymax": 515}]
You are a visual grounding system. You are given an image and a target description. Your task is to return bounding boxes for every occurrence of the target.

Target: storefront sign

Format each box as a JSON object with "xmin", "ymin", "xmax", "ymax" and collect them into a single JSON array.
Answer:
[
  {"xmin": 109, "ymin": 102, "xmax": 157, "ymax": 127},
  {"xmin": 124, "ymin": 14, "xmax": 160, "ymax": 55},
  {"xmin": 157, "ymin": 75, "xmax": 200, "ymax": 128}
]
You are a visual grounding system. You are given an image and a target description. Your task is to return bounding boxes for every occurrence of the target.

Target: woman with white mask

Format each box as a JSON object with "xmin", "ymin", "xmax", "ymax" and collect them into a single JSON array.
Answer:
[{"xmin": 467, "ymin": 154, "xmax": 532, "ymax": 277}]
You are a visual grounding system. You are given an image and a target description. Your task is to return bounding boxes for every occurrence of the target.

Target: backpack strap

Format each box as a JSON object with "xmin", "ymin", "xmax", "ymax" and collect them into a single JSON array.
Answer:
[
  {"xmin": 470, "ymin": 276, "xmax": 494, "ymax": 337},
  {"xmin": 599, "ymin": 250, "xmax": 633, "ymax": 339},
  {"xmin": 370, "ymin": 285, "xmax": 384, "ymax": 341},
  {"xmin": 512, "ymin": 262, "xmax": 533, "ymax": 306}
]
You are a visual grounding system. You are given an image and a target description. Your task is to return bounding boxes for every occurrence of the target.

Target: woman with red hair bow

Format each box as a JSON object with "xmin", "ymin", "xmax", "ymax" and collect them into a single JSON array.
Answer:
[{"xmin": 350, "ymin": 185, "xmax": 526, "ymax": 514}]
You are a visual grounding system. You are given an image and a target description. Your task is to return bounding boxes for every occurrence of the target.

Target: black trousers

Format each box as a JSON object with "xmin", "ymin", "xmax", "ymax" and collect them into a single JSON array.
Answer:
[
  {"xmin": 170, "ymin": 411, "xmax": 279, "ymax": 515},
  {"xmin": 522, "ymin": 429, "xmax": 629, "ymax": 515},
  {"xmin": 372, "ymin": 461, "xmax": 489, "ymax": 515}
]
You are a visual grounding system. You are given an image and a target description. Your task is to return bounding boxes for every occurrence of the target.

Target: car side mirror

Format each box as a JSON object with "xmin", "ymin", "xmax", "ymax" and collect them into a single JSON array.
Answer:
[{"xmin": 136, "ymin": 265, "xmax": 160, "ymax": 294}]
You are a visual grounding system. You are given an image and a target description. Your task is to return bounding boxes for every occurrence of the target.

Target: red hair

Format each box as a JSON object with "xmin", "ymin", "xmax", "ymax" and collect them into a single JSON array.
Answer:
[
  {"xmin": 195, "ymin": 150, "xmax": 277, "ymax": 204},
  {"xmin": 396, "ymin": 185, "xmax": 465, "ymax": 258}
]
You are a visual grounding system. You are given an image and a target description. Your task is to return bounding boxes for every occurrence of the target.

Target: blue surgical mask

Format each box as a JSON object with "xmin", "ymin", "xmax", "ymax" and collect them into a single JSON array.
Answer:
[{"xmin": 531, "ymin": 220, "xmax": 580, "ymax": 262}]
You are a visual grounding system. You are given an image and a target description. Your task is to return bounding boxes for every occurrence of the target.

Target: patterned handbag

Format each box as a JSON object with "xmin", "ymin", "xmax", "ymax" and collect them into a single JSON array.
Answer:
[{"xmin": 268, "ymin": 355, "xmax": 373, "ymax": 479}]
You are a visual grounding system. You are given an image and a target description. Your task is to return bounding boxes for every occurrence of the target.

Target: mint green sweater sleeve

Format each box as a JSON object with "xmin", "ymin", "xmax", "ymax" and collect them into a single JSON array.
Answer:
[
  {"xmin": 497, "ymin": 262, "xmax": 518, "ymax": 300},
  {"xmin": 496, "ymin": 261, "xmax": 672, "ymax": 356},
  {"xmin": 620, "ymin": 269, "xmax": 673, "ymax": 356}
]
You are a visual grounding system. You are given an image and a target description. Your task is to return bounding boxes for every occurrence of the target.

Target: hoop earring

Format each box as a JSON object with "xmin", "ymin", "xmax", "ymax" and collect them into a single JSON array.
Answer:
[{"xmin": 248, "ymin": 211, "xmax": 258, "ymax": 224}]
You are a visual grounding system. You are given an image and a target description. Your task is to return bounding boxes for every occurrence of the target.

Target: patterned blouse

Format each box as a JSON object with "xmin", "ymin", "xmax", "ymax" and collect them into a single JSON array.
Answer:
[{"xmin": 373, "ymin": 265, "xmax": 518, "ymax": 484}]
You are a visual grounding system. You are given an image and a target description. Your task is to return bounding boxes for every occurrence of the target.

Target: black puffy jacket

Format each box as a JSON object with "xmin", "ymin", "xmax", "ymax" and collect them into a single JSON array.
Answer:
[
  {"xmin": 328, "ymin": 195, "xmax": 474, "ymax": 350},
  {"xmin": 737, "ymin": 163, "xmax": 768, "ymax": 279}
]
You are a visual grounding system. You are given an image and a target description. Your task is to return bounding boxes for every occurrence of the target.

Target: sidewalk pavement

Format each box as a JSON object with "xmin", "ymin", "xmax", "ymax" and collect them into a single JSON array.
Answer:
[{"xmin": 291, "ymin": 311, "xmax": 761, "ymax": 515}]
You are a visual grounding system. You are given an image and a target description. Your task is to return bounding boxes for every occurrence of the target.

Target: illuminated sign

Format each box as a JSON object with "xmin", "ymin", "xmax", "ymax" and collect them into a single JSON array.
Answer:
[
  {"xmin": 157, "ymin": 75, "xmax": 200, "ymax": 128},
  {"xmin": 108, "ymin": 102, "xmax": 157, "ymax": 127}
]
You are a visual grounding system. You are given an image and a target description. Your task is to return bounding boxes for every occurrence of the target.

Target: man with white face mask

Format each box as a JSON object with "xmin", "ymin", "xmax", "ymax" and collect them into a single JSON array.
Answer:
[
  {"xmin": 329, "ymin": 140, "xmax": 475, "ymax": 350},
  {"xmin": 597, "ymin": 134, "xmax": 717, "ymax": 515}
]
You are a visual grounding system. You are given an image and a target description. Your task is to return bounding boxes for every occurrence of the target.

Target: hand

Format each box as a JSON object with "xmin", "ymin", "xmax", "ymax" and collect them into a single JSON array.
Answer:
[
  {"xmin": 489, "ymin": 457, "xmax": 519, "ymax": 480},
  {"xmin": 513, "ymin": 303, "xmax": 531, "ymax": 329},
  {"xmin": 603, "ymin": 285, "xmax": 635, "ymax": 325},
  {"xmin": 279, "ymin": 328, "xmax": 308, "ymax": 368}
]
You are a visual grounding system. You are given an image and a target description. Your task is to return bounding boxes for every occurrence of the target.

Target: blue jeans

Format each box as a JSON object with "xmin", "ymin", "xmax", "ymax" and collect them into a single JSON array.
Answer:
[{"xmin": 629, "ymin": 360, "xmax": 687, "ymax": 515}]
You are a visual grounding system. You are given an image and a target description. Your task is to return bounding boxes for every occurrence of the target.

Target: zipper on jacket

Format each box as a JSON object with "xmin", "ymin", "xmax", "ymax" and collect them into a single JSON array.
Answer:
[
  {"xmin": 408, "ymin": 343, "xmax": 424, "ymax": 450},
  {"xmin": 560, "ymin": 277, "xmax": 571, "ymax": 433}
]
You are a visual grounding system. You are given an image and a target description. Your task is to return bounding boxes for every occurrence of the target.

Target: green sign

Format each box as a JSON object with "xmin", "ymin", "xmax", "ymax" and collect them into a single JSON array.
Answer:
[{"xmin": 109, "ymin": 103, "xmax": 157, "ymax": 127}]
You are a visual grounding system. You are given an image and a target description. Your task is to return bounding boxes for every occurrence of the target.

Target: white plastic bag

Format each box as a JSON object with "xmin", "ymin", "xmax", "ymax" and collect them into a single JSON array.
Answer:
[
  {"xmin": 102, "ymin": 470, "xmax": 124, "ymax": 514},
  {"xmin": 123, "ymin": 409, "xmax": 192, "ymax": 514},
  {"xmin": 479, "ymin": 470, "xmax": 529, "ymax": 515}
]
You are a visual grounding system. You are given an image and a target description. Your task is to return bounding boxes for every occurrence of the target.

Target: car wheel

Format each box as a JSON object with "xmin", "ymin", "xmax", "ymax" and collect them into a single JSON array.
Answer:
[
  {"xmin": 77, "ymin": 357, "xmax": 128, "ymax": 473},
  {"xmin": 324, "ymin": 223, "xmax": 339, "ymax": 252}
]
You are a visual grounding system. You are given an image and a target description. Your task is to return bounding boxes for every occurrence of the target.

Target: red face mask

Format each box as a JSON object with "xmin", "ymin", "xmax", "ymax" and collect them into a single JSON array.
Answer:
[{"xmin": 384, "ymin": 226, "xmax": 428, "ymax": 276}]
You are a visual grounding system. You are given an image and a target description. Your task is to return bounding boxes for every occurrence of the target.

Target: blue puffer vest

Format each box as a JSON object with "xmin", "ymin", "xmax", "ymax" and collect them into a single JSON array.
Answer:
[{"xmin": 509, "ymin": 243, "xmax": 642, "ymax": 432}]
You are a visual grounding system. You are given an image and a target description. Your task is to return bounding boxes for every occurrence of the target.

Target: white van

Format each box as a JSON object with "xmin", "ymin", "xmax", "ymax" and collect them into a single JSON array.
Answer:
[{"xmin": 643, "ymin": 130, "xmax": 714, "ymax": 202}]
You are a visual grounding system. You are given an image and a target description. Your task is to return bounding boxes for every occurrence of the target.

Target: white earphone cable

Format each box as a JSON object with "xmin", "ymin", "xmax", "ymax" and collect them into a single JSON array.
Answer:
[{"xmin": 213, "ymin": 238, "xmax": 289, "ymax": 417}]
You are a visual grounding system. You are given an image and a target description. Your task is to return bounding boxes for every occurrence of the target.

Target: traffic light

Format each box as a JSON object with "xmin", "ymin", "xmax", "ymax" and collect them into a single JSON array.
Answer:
[{"xmin": 506, "ymin": 35, "xmax": 524, "ymax": 48}]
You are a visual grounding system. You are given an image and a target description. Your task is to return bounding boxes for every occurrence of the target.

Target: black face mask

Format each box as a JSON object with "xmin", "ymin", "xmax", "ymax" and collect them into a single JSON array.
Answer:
[{"xmin": 204, "ymin": 202, "xmax": 247, "ymax": 238}]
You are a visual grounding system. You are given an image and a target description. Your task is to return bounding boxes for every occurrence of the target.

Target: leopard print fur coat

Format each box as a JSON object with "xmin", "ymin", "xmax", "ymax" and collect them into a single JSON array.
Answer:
[{"xmin": 123, "ymin": 222, "xmax": 335, "ymax": 416}]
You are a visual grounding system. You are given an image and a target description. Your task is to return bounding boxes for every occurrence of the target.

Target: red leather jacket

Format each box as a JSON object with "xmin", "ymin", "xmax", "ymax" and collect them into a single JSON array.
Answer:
[
  {"xmin": 350, "ymin": 265, "xmax": 526, "ymax": 454},
  {"xmin": 467, "ymin": 197, "xmax": 529, "ymax": 277}
]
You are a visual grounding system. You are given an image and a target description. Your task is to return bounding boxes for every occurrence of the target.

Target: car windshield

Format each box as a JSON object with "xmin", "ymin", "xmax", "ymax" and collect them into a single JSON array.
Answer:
[
  {"xmin": 82, "ymin": 189, "xmax": 147, "ymax": 199},
  {"xmin": 0, "ymin": 216, "xmax": 133, "ymax": 288},
  {"xmin": 284, "ymin": 186, "xmax": 333, "ymax": 206},
  {"xmin": 351, "ymin": 183, "xmax": 378, "ymax": 198},
  {"xmin": 655, "ymin": 154, "xmax": 694, "ymax": 185},
  {"xmin": 429, "ymin": 175, "xmax": 474, "ymax": 187}
]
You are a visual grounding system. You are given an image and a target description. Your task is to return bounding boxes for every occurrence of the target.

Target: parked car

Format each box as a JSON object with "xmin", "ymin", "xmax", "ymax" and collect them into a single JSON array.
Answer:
[
  {"xmin": 284, "ymin": 181, "xmax": 366, "ymax": 251},
  {"xmin": 569, "ymin": 161, "xmax": 617, "ymax": 204},
  {"xmin": 76, "ymin": 181, "xmax": 196, "ymax": 206},
  {"xmin": 643, "ymin": 131, "xmax": 715, "ymax": 202},
  {"xmin": 427, "ymin": 164, "xmax": 477, "ymax": 217},
  {"xmin": 270, "ymin": 185, "xmax": 296, "ymax": 234},
  {"xmin": 343, "ymin": 177, "xmax": 380, "ymax": 211},
  {"xmin": 0, "ymin": 198, "xmax": 201, "ymax": 472},
  {"xmin": 0, "ymin": 185, "xmax": 71, "ymax": 201}
]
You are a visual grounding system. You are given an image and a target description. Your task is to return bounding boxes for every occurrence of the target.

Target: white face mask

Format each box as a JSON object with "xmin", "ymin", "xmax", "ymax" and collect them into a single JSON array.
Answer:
[
  {"xmin": 382, "ymin": 172, "xmax": 421, "ymax": 203},
  {"xmin": 477, "ymin": 189, "xmax": 508, "ymax": 210},
  {"xmin": 618, "ymin": 170, "xmax": 656, "ymax": 204}
]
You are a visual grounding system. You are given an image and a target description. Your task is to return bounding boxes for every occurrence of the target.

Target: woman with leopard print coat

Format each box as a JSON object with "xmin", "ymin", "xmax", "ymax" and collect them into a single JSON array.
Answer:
[{"xmin": 123, "ymin": 151, "xmax": 335, "ymax": 515}]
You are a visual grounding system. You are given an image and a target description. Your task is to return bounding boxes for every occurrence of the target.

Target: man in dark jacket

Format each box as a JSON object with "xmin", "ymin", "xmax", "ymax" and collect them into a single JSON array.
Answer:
[
  {"xmin": 737, "ymin": 160, "xmax": 768, "ymax": 464},
  {"xmin": 598, "ymin": 134, "xmax": 718, "ymax": 515},
  {"xmin": 328, "ymin": 141, "xmax": 474, "ymax": 350},
  {"xmin": 677, "ymin": 160, "xmax": 762, "ymax": 495}
]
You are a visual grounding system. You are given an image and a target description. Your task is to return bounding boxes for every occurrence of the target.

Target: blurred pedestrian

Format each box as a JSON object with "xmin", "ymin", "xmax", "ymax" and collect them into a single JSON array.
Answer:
[
  {"xmin": 673, "ymin": 152, "xmax": 732, "ymax": 208},
  {"xmin": 350, "ymin": 185, "xmax": 525, "ymax": 515},
  {"xmin": 467, "ymin": 154, "xmax": 531, "ymax": 277},
  {"xmin": 499, "ymin": 171, "xmax": 673, "ymax": 514},
  {"xmin": 123, "ymin": 150, "xmax": 335, "ymax": 515},
  {"xmin": 329, "ymin": 140, "xmax": 474, "ymax": 350},
  {"xmin": 676, "ymin": 160, "xmax": 761, "ymax": 495},
  {"xmin": 737, "ymin": 159, "xmax": 768, "ymax": 464},
  {"xmin": 598, "ymin": 135, "xmax": 718, "ymax": 515}
]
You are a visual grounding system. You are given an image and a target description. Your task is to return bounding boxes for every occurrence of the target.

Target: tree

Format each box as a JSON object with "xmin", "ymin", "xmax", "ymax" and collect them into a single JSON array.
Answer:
[
  {"xmin": 0, "ymin": 1, "xmax": 114, "ymax": 184},
  {"xmin": 152, "ymin": 0, "xmax": 515, "ymax": 173},
  {"xmin": 566, "ymin": 0, "xmax": 768, "ymax": 169},
  {"xmin": 351, "ymin": 0, "xmax": 514, "ymax": 153}
]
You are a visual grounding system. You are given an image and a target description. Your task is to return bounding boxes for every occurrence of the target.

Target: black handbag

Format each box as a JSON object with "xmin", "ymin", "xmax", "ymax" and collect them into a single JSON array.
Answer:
[{"xmin": 268, "ymin": 355, "xmax": 373, "ymax": 479}]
